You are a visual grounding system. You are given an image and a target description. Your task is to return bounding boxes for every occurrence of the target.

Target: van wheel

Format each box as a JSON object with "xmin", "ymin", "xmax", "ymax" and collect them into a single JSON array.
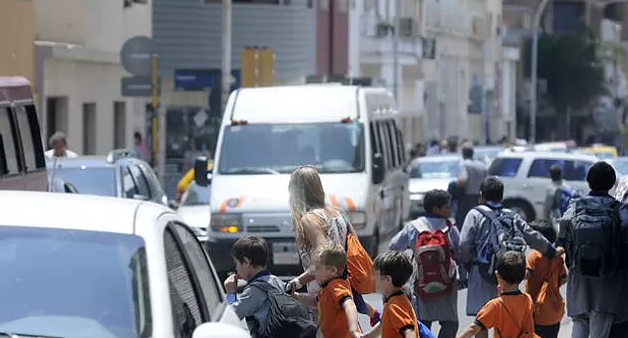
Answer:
[{"xmin": 503, "ymin": 200, "xmax": 535, "ymax": 221}]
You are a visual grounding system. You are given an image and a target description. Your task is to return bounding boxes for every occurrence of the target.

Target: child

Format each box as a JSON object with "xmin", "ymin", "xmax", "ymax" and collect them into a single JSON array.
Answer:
[
  {"xmin": 223, "ymin": 236, "xmax": 286, "ymax": 337},
  {"xmin": 361, "ymin": 251, "xmax": 419, "ymax": 338},
  {"xmin": 526, "ymin": 220, "xmax": 567, "ymax": 338},
  {"xmin": 293, "ymin": 242, "xmax": 361, "ymax": 338},
  {"xmin": 389, "ymin": 189, "xmax": 460, "ymax": 338},
  {"xmin": 456, "ymin": 251, "xmax": 537, "ymax": 338}
]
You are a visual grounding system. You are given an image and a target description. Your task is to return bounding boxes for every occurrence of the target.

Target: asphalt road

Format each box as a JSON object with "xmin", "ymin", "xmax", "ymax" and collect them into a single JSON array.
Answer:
[{"xmin": 359, "ymin": 237, "xmax": 574, "ymax": 337}]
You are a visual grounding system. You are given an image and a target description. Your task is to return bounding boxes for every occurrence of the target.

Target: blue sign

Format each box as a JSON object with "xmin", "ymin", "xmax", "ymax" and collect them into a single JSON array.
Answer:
[{"xmin": 174, "ymin": 69, "xmax": 216, "ymax": 91}]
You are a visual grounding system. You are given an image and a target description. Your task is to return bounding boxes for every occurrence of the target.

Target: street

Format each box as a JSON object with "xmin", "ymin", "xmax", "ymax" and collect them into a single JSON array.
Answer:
[{"xmin": 355, "ymin": 237, "xmax": 574, "ymax": 337}]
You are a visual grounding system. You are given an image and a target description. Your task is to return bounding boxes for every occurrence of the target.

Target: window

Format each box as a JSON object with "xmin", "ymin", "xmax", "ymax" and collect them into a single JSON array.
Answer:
[
  {"xmin": 369, "ymin": 122, "xmax": 380, "ymax": 154},
  {"xmin": 488, "ymin": 157, "xmax": 522, "ymax": 177},
  {"xmin": 528, "ymin": 159, "xmax": 593, "ymax": 181},
  {"xmin": 378, "ymin": 122, "xmax": 392, "ymax": 169},
  {"xmin": 0, "ymin": 108, "xmax": 20, "ymax": 175},
  {"xmin": 83, "ymin": 103, "xmax": 97, "ymax": 155},
  {"xmin": 553, "ymin": 1, "xmax": 584, "ymax": 33},
  {"xmin": 54, "ymin": 168, "xmax": 117, "ymax": 197},
  {"xmin": 393, "ymin": 123, "xmax": 405, "ymax": 164},
  {"xmin": 14, "ymin": 105, "xmax": 45, "ymax": 172},
  {"xmin": 129, "ymin": 165, "xmax": 151, "ymax": 198},
  {"xmin": 164, "ymin": 230, "xmax": 203, "ymax": 338},
  {"xmin": 122, "ymin": 167, "xmax": 139, "ymax": 198},
  {"xmin": 114, "ymin": 102, "xmax": 126, "ymax": 149},
  {"xmin": 172, "ymin": 223, "xmax": 221, "ymax": 310},
  {"xmin": 139, "ymin": 163, "xmax": 161, "ymax": 198},
  {"xmin": 385, "ymin": 121, "xmax": 399, "ymax": 167}
]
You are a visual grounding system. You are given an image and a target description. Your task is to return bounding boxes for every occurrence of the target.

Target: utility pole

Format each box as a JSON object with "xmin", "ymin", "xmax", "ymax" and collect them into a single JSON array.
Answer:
[
  {"xmin": 221, "ymin": 0, "xmax": 232, "ymax": 114},
  {"xmin": 481, "ymin": 41, "xmax": 488, "ymax": 144},
  {"xmin": 392, "ymin": 0, "xmax": 400, "ymax": 101},
  {"xmin": 530, "ymin": 0, "xmax": 551, "ymax": 145}
]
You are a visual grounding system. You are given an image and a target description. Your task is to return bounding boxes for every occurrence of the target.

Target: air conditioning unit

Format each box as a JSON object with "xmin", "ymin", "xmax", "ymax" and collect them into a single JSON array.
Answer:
[
  {"xmin": 376, "ymin": 22, "xmax": 393, "ymax": 37},
  {"xmin": 400, "ymin": 18, "xmax": 417, "ymax": 37}
]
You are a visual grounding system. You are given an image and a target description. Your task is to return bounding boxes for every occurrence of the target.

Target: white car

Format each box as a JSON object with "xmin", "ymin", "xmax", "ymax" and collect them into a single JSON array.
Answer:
[
  {"xmin": 407, "ymin": 154, "xmax": 461, "ymax": 217},
  {"xmin": 178, "ymin": 181, "xmax": 212, "ymax": 241},
  {"xmin": 0, "ymin": 191, "xmax": 249, "ymax": 338},
  {"xmin": 488, "ymin": 151, "xmax": 599, "ymax": 220}
]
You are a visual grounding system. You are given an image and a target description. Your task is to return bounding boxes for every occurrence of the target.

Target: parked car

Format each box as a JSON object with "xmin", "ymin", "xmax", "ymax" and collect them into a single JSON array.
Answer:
[
  {"xmin": 0, "ymin": 191, "xmax": 248, "ymax": 338},
  {"xmin": 473, "ymin": 146, "xmax": 504, "ymax": 165},
  {"xmin": 407, "ymin": 154, "xmax": 461, "ymax": 218},
  {"xmin": 607, "ymin": 157, "xmax": 628, "ymax": 177},
  {"xmin": 177, "ymin": 181, "xmax": 212, "ymax": 241},
  {"xmin": 580, "ymin": 144, "xmax": 618, "ymax": 159},
  {"xmin": 47, "ymin": 149, "xmax": 171, "ymax": 206},
  {"xmin": 488, "ymin": 151, "xmax": 598, "ymax": 220}
]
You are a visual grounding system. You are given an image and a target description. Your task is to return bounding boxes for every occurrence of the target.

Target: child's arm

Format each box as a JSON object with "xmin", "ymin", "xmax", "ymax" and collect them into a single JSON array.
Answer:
[
  {"xmin": 360, "ymin": 322, "xmax": 382, "ymax": 338},
  {"xmin": 292, "ymin": 292, "xmax": 317, "ymax": 308},
  {"xmin": 342, "ymin": 298, "xmax": 361, "ymax": 338},
  {"xmin": 402, "ymin": 328, "xmax": 416, "ymax": 338},
  {"xmin": 455, "ymin": 322, "xmax": 482, "ymax": 338}
]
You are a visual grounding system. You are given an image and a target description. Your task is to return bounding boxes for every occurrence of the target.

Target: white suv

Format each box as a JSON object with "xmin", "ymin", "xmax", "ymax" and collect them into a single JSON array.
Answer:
[
  {"xmin": 488, "ymin": 151, "xmax": 599, "ymax": 220},
  {"xmin": 0, "ymin": 191, "xmax": 249, "ymax": 338}
]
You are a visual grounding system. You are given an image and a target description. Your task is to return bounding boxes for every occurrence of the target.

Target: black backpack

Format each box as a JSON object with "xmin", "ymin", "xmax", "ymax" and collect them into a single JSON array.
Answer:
[
  {"xmin": 566, "ymin": 197, "xmax": 621, "ymax": 278},
  {"xmin": 248, "ymin": 281, "xmax": 317, "ymax": 338},
  {"xmin": 474, "ymin": 207, "xmax": 528, "ymax": 285}
]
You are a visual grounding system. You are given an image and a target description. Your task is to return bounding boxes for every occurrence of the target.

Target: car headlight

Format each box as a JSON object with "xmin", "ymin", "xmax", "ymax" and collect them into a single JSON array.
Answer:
[
  {"xmin": 210, "ymin": 214, "xmax": 243, "ymax": 233},
  {"xmin": 348, "ymin": 212, "xmax": 367, "ymax": 230},
  {"xmin": 410, "ymin": 193, "xmax": 425, "ymax": 201}
]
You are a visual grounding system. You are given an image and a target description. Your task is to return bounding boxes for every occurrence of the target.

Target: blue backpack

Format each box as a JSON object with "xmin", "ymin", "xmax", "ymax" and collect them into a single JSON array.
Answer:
[{"xmin": 554, "ymin": 187, "xmax": 579, "ymax": 217}]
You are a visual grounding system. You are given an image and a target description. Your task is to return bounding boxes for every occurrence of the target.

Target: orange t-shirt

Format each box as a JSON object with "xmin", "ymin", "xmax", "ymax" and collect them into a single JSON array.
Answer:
[
  {"xmin": 318, "ymin": 277, "xmax": 354, "ymax": 338},
  {"xmin": 381, "ymin": 291, "xmax": 419, "ymax": 338},
  {"xmin": 525, "ymin": 250, "xmax": 567, "ymax": 325},
  {"xmin": 475, "ymin": 291, "xmax": 536, "ymax": 338}
]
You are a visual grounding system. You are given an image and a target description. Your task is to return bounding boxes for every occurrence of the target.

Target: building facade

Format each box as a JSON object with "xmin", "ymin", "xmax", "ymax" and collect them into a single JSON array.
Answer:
[{"xmin": 35, "ymin": 0, "xmax": 151, "ymax": 155}]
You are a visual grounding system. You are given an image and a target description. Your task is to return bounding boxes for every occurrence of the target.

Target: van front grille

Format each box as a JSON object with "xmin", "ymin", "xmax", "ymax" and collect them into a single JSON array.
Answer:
[{"xmin": 247, "ymin": 225, "xmax": 280, "ymax": 232}]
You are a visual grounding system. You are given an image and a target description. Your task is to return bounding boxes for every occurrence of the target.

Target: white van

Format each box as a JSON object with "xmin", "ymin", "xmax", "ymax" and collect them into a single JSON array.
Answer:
[{"xmin": 195, "ymin": 85, "xmax": 410, "ymax": 279}]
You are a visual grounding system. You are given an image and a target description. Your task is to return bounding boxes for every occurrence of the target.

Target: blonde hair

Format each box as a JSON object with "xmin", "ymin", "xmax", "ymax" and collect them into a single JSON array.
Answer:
[
  {"xmin": 312, "ymin": 242, "xmax": 346, "ymax": 270},
  {"xmin": 289, "ymin": 166, "xmax": 327, "ymax": 249}
]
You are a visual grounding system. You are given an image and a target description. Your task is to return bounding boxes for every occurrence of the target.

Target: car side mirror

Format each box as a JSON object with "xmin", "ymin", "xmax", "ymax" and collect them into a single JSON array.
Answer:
[
  {"xmin": 372, "ymin": 153, "xmax": 385, "ymax": 185},
  {"xmin": 192, "ymin": 322, "xmax": 251, "ymax": 338},
  {"xmin": 168, "ymin": 200, "xmax": 179, "ymax": 210},
  {"xmin": 194, "ymin": 156, "xmax": 210, "ymax": 187}
]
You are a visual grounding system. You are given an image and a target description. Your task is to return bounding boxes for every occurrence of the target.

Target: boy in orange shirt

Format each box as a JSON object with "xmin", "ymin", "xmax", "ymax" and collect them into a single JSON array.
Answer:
[
  {"xmin": 456, "ymin": 251, "xmax": 538, "ymax": 338},
  {"xmin": 361, "ymin": 251, "xmax": 419, "ymax": 338},
  {"xmin": 525, "ymin": 220, "xmax": 567, "ymax": 338},
  {"xmin": 293, "ymin": 242, "xmax": 361, "ymax": 338}
]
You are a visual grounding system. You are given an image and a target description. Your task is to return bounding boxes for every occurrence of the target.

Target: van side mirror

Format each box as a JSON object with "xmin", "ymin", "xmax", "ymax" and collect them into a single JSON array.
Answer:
[
  {"xmin": 372, "ymin": 153, "xmax": 385, "ymax": 185},
  {"xmin": 194, "ymin": 156, "xmax": 210, "ymax": 187},
  {"xmin": 192, "ymin": 322, "xmax": 251, "ymax": 338}
]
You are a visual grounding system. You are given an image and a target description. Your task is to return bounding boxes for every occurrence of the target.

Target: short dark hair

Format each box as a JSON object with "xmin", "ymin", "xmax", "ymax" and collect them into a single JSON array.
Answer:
[
  {"xmin": 480, "ymin": 176, "xmax": 504, "ymax": 202},
  {"xmin": 462, "ymin": 145, "xmax": 474, "ymax": 159},
  {"xmin": 549, "ymin": 165, "xmax": 563, "ymax": 182},
  {"xmin": 424, "ymin": 189, "xmax": 451, "ymax": 214},
  {"xmin": 587, "ymin": 161, "xmax": 616, "ymax": 192},
  {"xmin": 231, "ymin": 236, "xmax": 269, "ymax": 267},
  {"xmin": 496, "ymin": 251, "xmax": 526, "ymax": 285},
  {"xmin": 529, "ymin": 219, "xmax": 557, "ymax": 244},
  {"xmin": 373, "ymin": 251, "xmax": 413, "ymax": 287},
  {"xmin": 134, "ymin": 131, "xmax": 142, "ymax": 141}
]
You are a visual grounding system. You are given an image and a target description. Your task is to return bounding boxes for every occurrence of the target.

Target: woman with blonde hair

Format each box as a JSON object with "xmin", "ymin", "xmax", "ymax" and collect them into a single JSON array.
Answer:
[{"xmin": 286, "ymin": 166, "xmax": 379, "ymax": 323}]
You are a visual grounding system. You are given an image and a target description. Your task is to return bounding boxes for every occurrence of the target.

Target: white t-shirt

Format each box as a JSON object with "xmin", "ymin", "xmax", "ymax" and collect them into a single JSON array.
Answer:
[{"xmin": 45, "ymin": 149, "xmax": 78, "ymax": 159}]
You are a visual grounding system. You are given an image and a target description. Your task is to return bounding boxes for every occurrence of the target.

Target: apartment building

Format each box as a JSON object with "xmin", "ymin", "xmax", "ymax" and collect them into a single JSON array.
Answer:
[{"xmin": 35, "ymin": 0, "xmax": 151, "ymax": 155}]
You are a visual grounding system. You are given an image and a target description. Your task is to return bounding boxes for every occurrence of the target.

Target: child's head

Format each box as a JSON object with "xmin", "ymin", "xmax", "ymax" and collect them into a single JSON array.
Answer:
[
  {"xmin": 373, "ymin": 251, "xmax": 413, "ymax": 295},
  {"xmin": 496, "ymin": 251, "xmax": 526, "ymax": 287},
  {"xmin": 587, "ymin": 161, "xmax": 616, "ymax": 192},
  {"xmin": 529, "ymin": 219, "xmax": 557, "ymax": 244},
  {"xmin": 424, "ymin": 189, "xmax": 451, "ymax": 218},
  {"xmin": 231, "ymin": 236, "xmax": 269, "ymax": 280},
  {"xmin": 312, "ymin": 242, "xmax": 347, "ymax": 283},
  {"xmin": 549, "ymin": 165, "xmax": 563, "ymax": 182}
]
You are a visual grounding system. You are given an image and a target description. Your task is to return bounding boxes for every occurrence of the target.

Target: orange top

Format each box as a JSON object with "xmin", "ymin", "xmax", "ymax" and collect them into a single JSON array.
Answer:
[
  {"xmin": 525, "ymin": 250, "xmax": 567, "ymax": 325},
  {"xmin": 318, "ymin": 277, "xmax": 354, "ymax": 338},
  {"xmin": 381, "ymin": 291, "xmax": 419, "ymax": 338},
  {"xmin": 475, "ymin": 291, "xmax": 536, "ymax": 338}
]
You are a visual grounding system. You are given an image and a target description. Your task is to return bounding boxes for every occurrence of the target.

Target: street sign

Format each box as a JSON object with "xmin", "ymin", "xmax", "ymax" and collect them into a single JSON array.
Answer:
[
  {"xmin": 120, "ymin": 36, "xmax": 154, "ymax": 76},
  {"xmin": 174, "ymin": 69, "xmax": 216, "ymax": 91},
  {"xmin": 121, "ymin": 76, "xmax": 161, "ymax": 97}
]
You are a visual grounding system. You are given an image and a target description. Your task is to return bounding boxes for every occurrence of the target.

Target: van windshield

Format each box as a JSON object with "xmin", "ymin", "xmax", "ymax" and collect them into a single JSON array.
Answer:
[{"xmin": 218, "ymin": 122, "xmax": 365, "ymax": 174}]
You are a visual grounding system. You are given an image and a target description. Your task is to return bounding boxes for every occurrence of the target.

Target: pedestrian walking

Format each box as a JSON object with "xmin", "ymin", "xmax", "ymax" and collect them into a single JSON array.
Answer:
[
  {"xmin": 45, "ymin": 131, "xmax": 78, "ymax": 159},
  {"xmin": 454, "ymin": 145, "xmax": 488, "ymax": 229},
  {"xmin": 543, "ymin": 165, "xmax": 578, "ymax": 228}
]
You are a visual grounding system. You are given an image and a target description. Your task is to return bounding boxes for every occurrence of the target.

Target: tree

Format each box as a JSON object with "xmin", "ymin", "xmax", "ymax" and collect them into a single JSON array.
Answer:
[{"xmin": 527, "ymin": 28, "xmax": 606, "ymax": 138}]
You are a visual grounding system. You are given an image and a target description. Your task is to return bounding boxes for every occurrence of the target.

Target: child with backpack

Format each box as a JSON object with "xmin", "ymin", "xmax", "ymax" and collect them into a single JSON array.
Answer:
[
  {"xmin": 292, "ymin": 242, "xmax": 361, "ymax": 338},
  {"xmin": 389, "ymin": 189, "xmax": 460, "ymax": 338},
  {"xmin": 459, "ymin": 177, "xmax": 562, "ymax": 338},
  {"xmin": 556, "ymin": 161, "xmax": 628, "ymax": 338},
  {"xmin": 543, "ymin": 165, "xmax": 579, "ymax": 226},
  {"xmin": 456, "ymin": 251, "xmax": 538, "ymax": 338},
  {"xmin": 525, "ymin": 220, "xmax": 567, "ymax": 338},
  {"xmin": 224, "ymin": 236, "xmax": 316, "ymax": 338}
]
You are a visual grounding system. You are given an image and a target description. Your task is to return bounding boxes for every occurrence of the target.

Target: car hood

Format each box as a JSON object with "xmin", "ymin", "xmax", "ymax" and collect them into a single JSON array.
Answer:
[
  {"xmin": 177, "ymin": 205, "xmax": 210, "ymax": 229},
  {"xmin": 408, "ymin": 178, "xmax": 453, "ymax": 194},
  {"xmin": 210, "ymin": 173, "xmax": 368, "ymax": 213}
]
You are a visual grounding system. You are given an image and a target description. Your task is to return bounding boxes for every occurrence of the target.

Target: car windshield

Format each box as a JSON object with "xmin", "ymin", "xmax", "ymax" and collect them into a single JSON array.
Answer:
[
  {"xmin": 218, "ymin": 122, "xmax": 365, "ymax": 174},
  {"xmin": 181, "ymin": 183, "xmax": 211, "ymax": 206},
  {"xmin": 0, "ymin": 227, "xmax": 150, "ymax": 338},
  {"xmin": 52, "ymin": 167, "xmax": 117, "ymax": 197},
  {"xmin": 410, "ymin": 159, "xmax": 460, "ymax": 179}
]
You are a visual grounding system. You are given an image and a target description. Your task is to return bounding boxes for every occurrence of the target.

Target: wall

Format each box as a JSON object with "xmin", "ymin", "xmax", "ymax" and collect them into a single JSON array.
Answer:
[
  {"xmin": 153, "ymin": 0, "xmax": 316, "ymax": 80},
  {"xmin": 0, "ymin": 0, "xmax": 36, "ymax": 82}
]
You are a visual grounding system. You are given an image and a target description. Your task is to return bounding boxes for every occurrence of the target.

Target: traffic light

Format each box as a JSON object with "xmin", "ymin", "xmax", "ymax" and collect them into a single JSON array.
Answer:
[
  {"xmin": 258, "ymin": 47, "xmax": 275, "ymax": 87},
  {"xmin": 240, "ymin": 47, "xmax": 258, "ymax": 88}
]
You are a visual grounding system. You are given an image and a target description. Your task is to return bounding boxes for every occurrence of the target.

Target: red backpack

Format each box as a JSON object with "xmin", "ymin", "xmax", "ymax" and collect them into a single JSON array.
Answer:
[{"xmin": 412, "ymin": 218, "xmax": 456, "ymax": 299}]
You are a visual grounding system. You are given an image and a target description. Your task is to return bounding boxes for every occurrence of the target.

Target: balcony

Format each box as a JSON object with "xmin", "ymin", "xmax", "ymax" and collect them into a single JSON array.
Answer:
[
  {"xmin": 359, "ymin": 15, "xmax": 422, "ymax": 64},
  {"xmin": 424, "ymin": 1, "xmax": 470, "ymax": 37}
]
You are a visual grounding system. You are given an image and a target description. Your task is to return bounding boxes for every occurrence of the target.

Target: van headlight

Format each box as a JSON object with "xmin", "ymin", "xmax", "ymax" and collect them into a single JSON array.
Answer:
[
  {"xmin": 348, "ymin": 212, "xmax": 367, "ymax": 230},
  {"xmin": 210, "ymin": 214, "xmax": 243, "ymax": 233}
]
